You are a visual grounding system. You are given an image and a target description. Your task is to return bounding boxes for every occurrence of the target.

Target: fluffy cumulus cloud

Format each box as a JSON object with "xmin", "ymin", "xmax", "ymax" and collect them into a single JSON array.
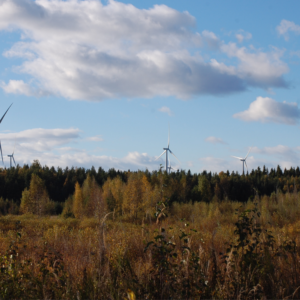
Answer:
[
  {"xmin": 205, "ymin": 136, "xmax": 226, "ymax": 144},
  {"xmin": 0, "ymin": 80, "xmax": 34, "ymax": 96},
  {"xmin": 233, "ymin": 96, "xmax": 300, "ymax": 125},
  {"xmin": 0, "ymin": 80, "xmax": 50, "ymax": 97},
  {"xmin": 277, "ymin": 19, "xmax": 300, "ymax": 40},
  {"xmin": 0, "ymin": 0, "xmax": 289, "ymax": 101},
  {"xmin": 220, "ymin": 44, "xmax": 288, "ymax": 88},
  {"xmin": 0, "ymin": 127, "xmax": 161, "ymax": 170}
]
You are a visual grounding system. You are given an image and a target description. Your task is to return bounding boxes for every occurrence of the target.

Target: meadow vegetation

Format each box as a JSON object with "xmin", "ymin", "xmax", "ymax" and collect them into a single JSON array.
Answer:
[{"xmin": 0, "ymin": 163, "xmax": 300, "ymax": 298}]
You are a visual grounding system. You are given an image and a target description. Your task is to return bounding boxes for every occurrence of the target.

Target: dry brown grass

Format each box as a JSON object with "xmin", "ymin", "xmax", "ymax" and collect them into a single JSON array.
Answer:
[{"xmin": 0, "ymin": 193, "xmax": 300, "ymax": 299}]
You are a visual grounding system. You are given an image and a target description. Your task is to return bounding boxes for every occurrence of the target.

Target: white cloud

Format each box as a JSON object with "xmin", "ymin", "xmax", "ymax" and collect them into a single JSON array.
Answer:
[
  {"xmin": 202, "ymin": 30, "xmax": 221, "ymax": 49},
  {"xmin": 0, "ymin": 128, "xmax": 80, "ymax": 152},
  {"xmin": 252, "ymin": 145, "xmax": 299, "ymax": 160},
  {"xmin": 221, "ymin": 44, "xmax": 288, "ymax": 88},
  {"xmin": 205, "ymin": 136, "xmax": 226, "ymax": 144},
  {"xmin": 52, "ymin": 151, "xmax": 160, "ymax": 171},
  {"xmin": 233, "ymin": 96, "xmax": 300, "ymax": 125},
  {"xmin": 250, "ymin": 145, "xmax": 300, "ymax": 170},
  {"xmin": 87, "ymin": 135, "xmax": 103, "ymax": 142},
  {"xmin": 0, "ymin": 0, "xmax": 289, "ymax": 101},
  {"xmin": 235, "ymin": 30, "xmax": 252, "ymax": 43},
  {"xmin": 0, "ymin": 80, "xmax": 50, "ymax": 97},
  {"xmin": 158, "ymin": 106, "xmax": 173, "ymax": 116},
  {"xmin": 57, "ymin": 147, "xmax": 84, "ymax": 153},
  {"xmin": 23, "ymin": 151, "xmax": 161, "ymax": 171},
  {"xmin": 277, "ymin": 19, "xmax": 300, "ymax": 40},
  {"xmin": 1, "ymin": 80, "xmax": 33, "ymax": 96},
  {"xmin": 0, "ymin": 127, "xmax": 162, "ymax": 171}
]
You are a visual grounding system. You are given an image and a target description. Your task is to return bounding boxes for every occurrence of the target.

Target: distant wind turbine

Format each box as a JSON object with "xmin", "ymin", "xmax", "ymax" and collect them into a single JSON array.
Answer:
[
  {"xmin": 8, "ymin": 139, "xmax": 17, "ymax": 168},
  {"xmin": 156, "ymin": 125, "xmax": 180, "ymax": 174},
  {"xmin": 232, "ymin": 147, "xmax": 252, "ymax": 175},
  {"xmin": 0, "ymin": 103, "xmax": 13, "ymax": 164}
]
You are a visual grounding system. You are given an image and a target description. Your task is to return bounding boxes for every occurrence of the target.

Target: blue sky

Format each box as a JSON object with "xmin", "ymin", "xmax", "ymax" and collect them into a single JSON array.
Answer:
[{"xmin": 0, "ymin": 0, "xmax": 299, "ymax": 174}]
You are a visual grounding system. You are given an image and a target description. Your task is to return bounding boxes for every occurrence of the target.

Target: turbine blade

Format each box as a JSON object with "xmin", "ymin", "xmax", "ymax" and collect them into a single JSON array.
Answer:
[
  {"xmin": 155, "ymin": 150, "xmax": 166, "ymax": 160},
  {"xmin": 169, "ymin": 149, "xmax": 180, "ymax": 162},
  {"xmin": 245, "ymin": 147, "xmax": 252, "ymax": 159},
  {"xmin": 245, "ymin": 160, "xmax": 248, "ymax": 170},
  {"xmin": 0, "ymin": 141, "xmax": 3, "ymax": 164},
  {"xmin": 0, "ymin": 103, "xmax": 13, "ymax": 124},
  {"xmin": 231, "ymin": 155, "xmax": 243, "ymax": 160},
  {"xmin": 13, "ymin": 156, "xmax": 16, "ymax": 166}
]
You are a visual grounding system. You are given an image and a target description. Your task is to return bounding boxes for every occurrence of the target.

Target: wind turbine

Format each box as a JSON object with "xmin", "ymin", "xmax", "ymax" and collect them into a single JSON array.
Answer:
[
  {"xmin": 156, "ymin": 126, "xmax": 180, "ymax": 174},
  {"xmin": 8, "ymin": 139, "xmax": 16, "ymax": 168},
  {"xmin": 167, "ymin": 159, "xmax": 178, "ymax": 173},
  {"xmin": 0, "ymin": 103, "xmax": 13, "ymax": 164},
  {"xmin": 232, "ymin": 147, "xmax": 252, "ymax": 175}
]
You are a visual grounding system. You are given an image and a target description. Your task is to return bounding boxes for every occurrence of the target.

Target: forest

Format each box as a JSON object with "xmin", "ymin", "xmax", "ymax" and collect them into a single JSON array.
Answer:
[
  {"xmin": 1, "ymin": 159, "xmax": 300, "ymax": 216},
  {"xmin": 0, "ymin": 160, "xmax": 300, "ymax": 299}
]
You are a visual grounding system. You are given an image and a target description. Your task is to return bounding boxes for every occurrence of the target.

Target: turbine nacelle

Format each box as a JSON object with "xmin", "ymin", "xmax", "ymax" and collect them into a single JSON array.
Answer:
[
  {"xmin": 232, "ymin": 147, "xmax": 252, "ymax": 175},
  {"xmin": 155, "ymin": 125, "xmax": 180, "ymax": 174}
]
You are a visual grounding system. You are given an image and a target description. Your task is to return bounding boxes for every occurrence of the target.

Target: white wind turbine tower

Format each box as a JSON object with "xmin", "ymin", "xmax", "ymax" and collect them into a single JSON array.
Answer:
[
  {"xmin": 156, "ymin": 126, "xmax": 180, "ymax": 174},
  {"xmin": 232, "ymin": 147, "xmax": 252, "ymax": 175}
]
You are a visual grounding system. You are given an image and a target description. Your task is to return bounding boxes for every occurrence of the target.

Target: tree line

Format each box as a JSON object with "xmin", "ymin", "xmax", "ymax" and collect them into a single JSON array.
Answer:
[{"xmin": 1, "ymin": 160, "xmax": 300, "ymax": 216}]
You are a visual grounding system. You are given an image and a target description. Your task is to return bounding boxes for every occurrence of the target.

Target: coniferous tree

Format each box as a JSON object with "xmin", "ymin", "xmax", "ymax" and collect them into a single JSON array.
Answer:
[{"xmin": 198, "ymin": 175, "xmax": 212, "ymax": 202}]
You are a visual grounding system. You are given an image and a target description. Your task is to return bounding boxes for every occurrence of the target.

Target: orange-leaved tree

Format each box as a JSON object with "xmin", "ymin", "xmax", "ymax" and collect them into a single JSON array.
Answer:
[
  {"xmin": 82, "ymin": 174, "xmax": 105, "ymax": 217},
  {"xmin": 123, "ymin": 172, "xmax": 151, "ymax": 220},
  {"xmin": 73, "ymin": 181, "xmax": 84, "ymax": 219}
]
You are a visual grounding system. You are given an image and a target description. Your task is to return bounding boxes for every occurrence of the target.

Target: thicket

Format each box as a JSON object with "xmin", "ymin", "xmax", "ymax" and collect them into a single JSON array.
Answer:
[{"xmin": 0, "ymin": 193, "xmax": 300, "ymax": 299}]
